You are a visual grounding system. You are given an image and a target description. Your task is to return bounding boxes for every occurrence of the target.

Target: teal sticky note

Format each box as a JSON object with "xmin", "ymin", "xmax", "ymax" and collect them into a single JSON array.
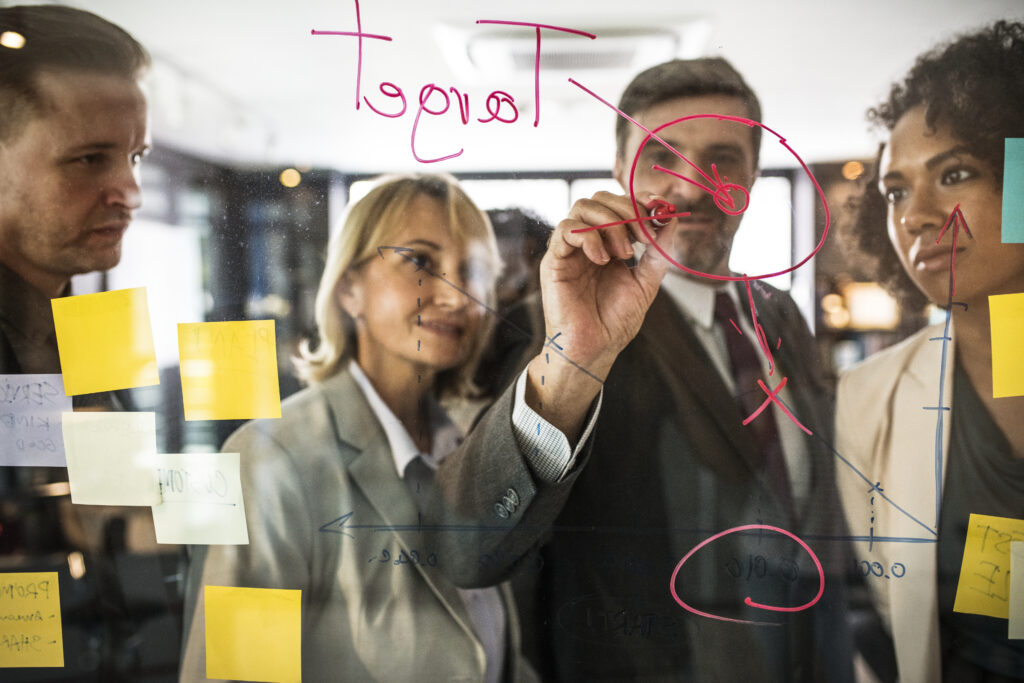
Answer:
[{"xmin": 1003, "ymin": 138, "xmax": 1024, "ymax": 243}]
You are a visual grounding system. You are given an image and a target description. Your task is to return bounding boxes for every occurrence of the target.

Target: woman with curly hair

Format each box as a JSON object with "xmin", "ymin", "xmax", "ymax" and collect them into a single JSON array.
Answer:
[{"xmin": 837, "ymin": 21, "xmax": 1024, "ymax": 682}]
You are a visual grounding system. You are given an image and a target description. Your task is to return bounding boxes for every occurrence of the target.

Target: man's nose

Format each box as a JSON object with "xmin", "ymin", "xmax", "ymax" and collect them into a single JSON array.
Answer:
[{"xmin": 105, "ymin": 162, "xmax": 142, "ymax": 210}]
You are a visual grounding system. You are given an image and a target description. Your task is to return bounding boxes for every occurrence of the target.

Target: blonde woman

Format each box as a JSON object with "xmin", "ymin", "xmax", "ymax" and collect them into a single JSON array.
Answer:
[{"xmin": 180, "ymin": 174, "xmax": 539, "ymax": 682}]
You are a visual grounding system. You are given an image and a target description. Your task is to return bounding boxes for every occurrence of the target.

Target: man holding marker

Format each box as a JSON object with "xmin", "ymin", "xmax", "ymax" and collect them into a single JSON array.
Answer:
[{"xmin": 433, "ymin": 58, "xmax": 860, "ymax": 681}]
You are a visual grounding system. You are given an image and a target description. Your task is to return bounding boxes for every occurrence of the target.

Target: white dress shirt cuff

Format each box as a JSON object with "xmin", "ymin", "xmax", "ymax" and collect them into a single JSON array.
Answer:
[{"xmin": 510, "ymin": 366, "xmax": 602, "ymax": 483}]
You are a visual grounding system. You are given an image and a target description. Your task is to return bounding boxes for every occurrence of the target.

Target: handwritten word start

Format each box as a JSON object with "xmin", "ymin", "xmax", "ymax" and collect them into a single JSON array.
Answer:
[{"xmin": 312, "ymin": 0, "xmax": 594, "ymax": 162}]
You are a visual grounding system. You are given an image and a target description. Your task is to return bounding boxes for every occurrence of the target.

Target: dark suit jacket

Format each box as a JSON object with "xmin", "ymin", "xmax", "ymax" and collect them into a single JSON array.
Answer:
[{"xmin": 434, "ymin": 281, "xmax": 857, "ymax": 682}]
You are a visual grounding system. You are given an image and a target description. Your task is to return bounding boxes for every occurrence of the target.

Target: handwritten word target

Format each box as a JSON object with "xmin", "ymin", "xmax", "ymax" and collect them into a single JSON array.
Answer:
[{"xmin": 312, "ymin": 0, "xmax": 593, "ymax": 162}]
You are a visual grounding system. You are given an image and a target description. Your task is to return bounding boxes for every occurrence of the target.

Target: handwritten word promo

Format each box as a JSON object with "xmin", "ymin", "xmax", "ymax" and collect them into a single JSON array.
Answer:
[
  {"xmin": 312, "ymin": 0, "xmax": 594, "ymax": 162},
  {"xmin": 0, "ymin": 572, "xmax": 63, "ymax": 667}
]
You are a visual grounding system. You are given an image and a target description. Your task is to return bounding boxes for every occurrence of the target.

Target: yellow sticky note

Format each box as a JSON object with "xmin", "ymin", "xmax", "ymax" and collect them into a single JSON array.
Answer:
[
  {"xmin": 953, "ymin": 513, "xmax": 1024, "ymax": 619},
  {"xmin": 990, "ymin": 292, "xmax": 1024, "ymax": 398},
  {"xmin": 205, "ymin": 585, "xmax": 300, "ymax": 682},
  {"xmin": 179, "ymin": 321, "xmax": 281, "ymax": 421},
  {"xmin": 152, "ymin": 452, "xmax": 249, "ymax": 545},
  {"xmin": 0, "ymin": 572, "xmax": 63, "ymax": 667},
  {"xmin": 51, "ymin": 287, "xmax": 159, "ymax": 396},
  {"xmin": 1011, "ymin": 542, "xmax": 1024, "ymax": 639},
  {"xmin": 62, "ymin": 412, "xmax": 161, "ymax": 506}
]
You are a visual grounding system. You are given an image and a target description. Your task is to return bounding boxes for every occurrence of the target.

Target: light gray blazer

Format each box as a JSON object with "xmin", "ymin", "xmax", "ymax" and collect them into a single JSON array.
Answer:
[
  {"xmin": 836, "ymin": 322, "xmax": 952, "ymax": 683},
  {"xmin": 179, "ymin": 368, "xmax": 537, "ymax": 682}
]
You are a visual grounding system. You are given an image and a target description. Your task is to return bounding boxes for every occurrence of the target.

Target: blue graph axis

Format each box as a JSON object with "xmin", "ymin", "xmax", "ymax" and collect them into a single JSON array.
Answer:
[
  {"xmin": 318, "ymin": 393, "xmax": 938, "ymax": 546},
  {"xmin": 372, "ymin": 246, "xmax": 939, "ymax": 546}
]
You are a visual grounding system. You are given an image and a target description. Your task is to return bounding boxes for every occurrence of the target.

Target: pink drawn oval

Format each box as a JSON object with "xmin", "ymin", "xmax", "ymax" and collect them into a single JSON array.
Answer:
[{"xmin": 668, "ymin": 524, "xmax": 825, "ymax": 626}]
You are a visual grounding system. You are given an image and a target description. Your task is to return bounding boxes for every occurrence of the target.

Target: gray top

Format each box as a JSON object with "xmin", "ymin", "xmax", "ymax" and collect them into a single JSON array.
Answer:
[{"xmin": 937, "ymin": 360, "xmax": 1024, "ymax": 679}]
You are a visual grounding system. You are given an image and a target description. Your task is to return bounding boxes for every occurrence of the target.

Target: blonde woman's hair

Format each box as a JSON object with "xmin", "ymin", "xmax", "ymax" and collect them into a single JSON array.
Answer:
[{"xmin": 294, "ymin": 173, "xmax": 501, "ymax": 397}]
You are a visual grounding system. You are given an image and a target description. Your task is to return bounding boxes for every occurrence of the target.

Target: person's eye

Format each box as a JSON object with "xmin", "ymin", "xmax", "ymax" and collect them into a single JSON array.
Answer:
[
  {"xmin": 710, "ymin": 153, "xmax": 742, "ymax": 169},
  {"xmin": 882, "ymin": 186, "xmax": 907, "ymax": 204},
  {"xmin": 940, "ymin": 166, "xmax": 974, "ymax": 185},
  {"xmin": 644, "ymin": 146, "xmax": 678, "ymax": 168},
  {"xmin": 407, "ymin": 252, "xmax": 433, "ymax": 271},
  {"xmin": 73, "ymin": 153, "xmax": 104, "ymax": 166}
]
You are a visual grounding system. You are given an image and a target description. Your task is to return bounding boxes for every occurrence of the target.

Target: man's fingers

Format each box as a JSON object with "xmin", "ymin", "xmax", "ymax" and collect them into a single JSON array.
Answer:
[{"xmin": 551, "ymin": 218, "xmax": 609, "ymax": 264}]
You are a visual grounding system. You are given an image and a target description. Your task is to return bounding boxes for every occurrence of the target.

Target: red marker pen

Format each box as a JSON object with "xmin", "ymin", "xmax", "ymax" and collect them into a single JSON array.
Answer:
[{"xmin": 647, "ymin": 199, "xmax": 676, "ymax": 228}]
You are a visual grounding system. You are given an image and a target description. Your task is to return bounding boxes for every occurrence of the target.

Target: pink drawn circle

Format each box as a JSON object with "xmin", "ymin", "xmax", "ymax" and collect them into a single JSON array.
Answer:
[
  {"xmin": 668, "ymin": 523, "xmax": 825, "ymax": 626},
  {"xmin": 627, "ymin": 114, "xmax": 830, "ymax": 282}
]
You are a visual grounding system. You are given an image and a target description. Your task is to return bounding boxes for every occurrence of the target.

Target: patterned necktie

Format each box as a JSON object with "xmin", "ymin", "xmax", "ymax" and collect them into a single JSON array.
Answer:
[{"xmin": 713, "ymin": 291, "xmax": 795, "ymax": 522}]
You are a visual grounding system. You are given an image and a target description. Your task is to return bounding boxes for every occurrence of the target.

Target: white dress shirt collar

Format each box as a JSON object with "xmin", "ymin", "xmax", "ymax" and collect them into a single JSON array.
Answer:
[
  {"xmin": 348, "ymin": 360, "xmax": 461, "ymax": 478},
  {"xmin": 661, "ymin": 270, "xmax": 741, "ymax": 330}
]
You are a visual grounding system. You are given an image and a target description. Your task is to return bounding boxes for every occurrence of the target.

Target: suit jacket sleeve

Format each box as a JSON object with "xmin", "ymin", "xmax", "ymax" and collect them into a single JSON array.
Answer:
[{"xmin": 430, "ymin": 368, "xmax": 595, "ymax": 588}]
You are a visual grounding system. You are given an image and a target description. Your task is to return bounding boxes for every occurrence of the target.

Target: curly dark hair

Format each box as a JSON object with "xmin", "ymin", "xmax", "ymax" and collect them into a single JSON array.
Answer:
[{"xmin": 841, "ymin": 20, "xmax": 1024, "ymax": 310}]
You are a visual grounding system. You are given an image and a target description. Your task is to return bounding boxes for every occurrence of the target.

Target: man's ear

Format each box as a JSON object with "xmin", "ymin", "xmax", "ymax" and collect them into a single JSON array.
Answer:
[
  {"xmin": 336, "ymin": 274, "xmax": 363, "ymax": 320},
  {"xmin": 613, "ymin": 154, "xmax": 627, "ymax": 192}
]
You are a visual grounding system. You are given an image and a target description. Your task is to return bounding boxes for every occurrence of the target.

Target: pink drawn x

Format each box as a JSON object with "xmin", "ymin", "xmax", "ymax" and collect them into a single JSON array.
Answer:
[{"xmin": 742, "ymin": 377, "xmax": 813, "ymax": 435}]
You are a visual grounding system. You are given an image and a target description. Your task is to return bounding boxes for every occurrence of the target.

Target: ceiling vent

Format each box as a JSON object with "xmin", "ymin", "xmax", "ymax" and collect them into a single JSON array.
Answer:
[{"xmin": 435, "ymin": 19, "xmax": 712, "ymax": 87}]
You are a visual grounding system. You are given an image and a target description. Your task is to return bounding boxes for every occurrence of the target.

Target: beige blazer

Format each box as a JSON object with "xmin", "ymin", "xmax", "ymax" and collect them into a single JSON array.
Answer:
[
  {"xmin": 836, "ymin": 322, "xmax": 953, "ymax": 683},
  {"xmin": 179, "ymin": 368, "xmax": 537, "ymax": 682}
]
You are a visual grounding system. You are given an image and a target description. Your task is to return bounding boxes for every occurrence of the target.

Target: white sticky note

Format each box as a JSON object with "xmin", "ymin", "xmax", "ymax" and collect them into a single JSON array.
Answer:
[
  {"xmin": 61, "ymin": 412, "xmax": 160, "ymax": 505},
  {"xmin": 152, "ymin": 452, "xmax": 248, "ymax": 545},
  {"xmin": 0, "ymin": 374, "xmax": 71, "ymax": 467},
  {"xmin": 1011, "ymin": 542, "xmax": 1024, "ymax": 639}
]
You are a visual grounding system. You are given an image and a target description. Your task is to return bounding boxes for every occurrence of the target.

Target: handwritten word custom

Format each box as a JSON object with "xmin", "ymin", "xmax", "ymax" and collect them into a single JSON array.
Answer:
[
  {"xmin": 312, "ymin": 0, "xmax": 594, "ymax": 162},
  {"xmin": 157, "ymin": 466, "xmax": 230, "ymax": 499}
]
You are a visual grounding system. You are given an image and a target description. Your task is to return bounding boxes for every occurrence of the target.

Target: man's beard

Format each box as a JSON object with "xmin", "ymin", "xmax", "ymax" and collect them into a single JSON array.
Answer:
[{"xmin": 667, "ymin": 196, "xmax": 733, "ymax": 277}]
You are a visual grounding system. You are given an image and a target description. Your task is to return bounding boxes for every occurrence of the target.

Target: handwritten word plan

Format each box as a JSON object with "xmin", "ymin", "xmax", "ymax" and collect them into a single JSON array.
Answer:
[
  {"xmin": 0, "ymin": 374, "xmax": 71, "ymax": 467},
  {"xmin": 989, "ymin": 292, "xmax": 1024, "ymax": 398},
  {"xmin": 61, "ymin": 412, "xmax": 161, "ymax": 506},
  {"xmin": 51, "ymin": 287, "xmax": 159, "ymax": 396},
  {"xmin": 152, "ymin": 452, "xmax": 248, "ymax": 545},
  {"xmin": 0, "ymin": 572, "xmax": 63, "ymax": 668},
  {"xmin": 954, "ymin": 513, "xmax": 1024, "ymax": 619},
  {"xmin": 178, "ymin": 320, "xmax": 282, "ymax": 421},
  {"xmin": 205, "ymin": 585, "xmax": 301, "ymax": 682}
]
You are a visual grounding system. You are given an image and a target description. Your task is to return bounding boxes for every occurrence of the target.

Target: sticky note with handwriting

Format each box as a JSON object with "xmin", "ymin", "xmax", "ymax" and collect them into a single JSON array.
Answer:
[
  {"xmin": 51, "ymin": 287, "xmax": 159, "ymax": 396},
  {"xmin": 152, "ymin": 452, "xmax": 248, "ymax": 545},
  {"xmin": 205, "ymin": 585, "xmax": 300, "ymax": 682},
  {"xmin": 990, "ymin": 293, "xmax": 1024, "ymax": 398},
  {"xmin": 953, "ymin": 513, "xmax": 1024, "ymax": 619},
  {"xmin": 1003, "ymin": 138, "xmax": 1024, "ymax": 243},
  {"xmin": 61, "ymin": 412, "xmax": 160, "ymax": 506},
  {"xmin": 0, "ymin": 572, "xmax": 63, "ymax": 668},
  {"xmin": 179, "ymin": 320, "xmax": 282, "ymax": 421},
  {"xmin": 1011, "ymin": 542, "xmax": 1024, "ymax": 639},
  {"xmin": 0, "ymin": 374, "xmax": 71, "ymax": 467}
]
